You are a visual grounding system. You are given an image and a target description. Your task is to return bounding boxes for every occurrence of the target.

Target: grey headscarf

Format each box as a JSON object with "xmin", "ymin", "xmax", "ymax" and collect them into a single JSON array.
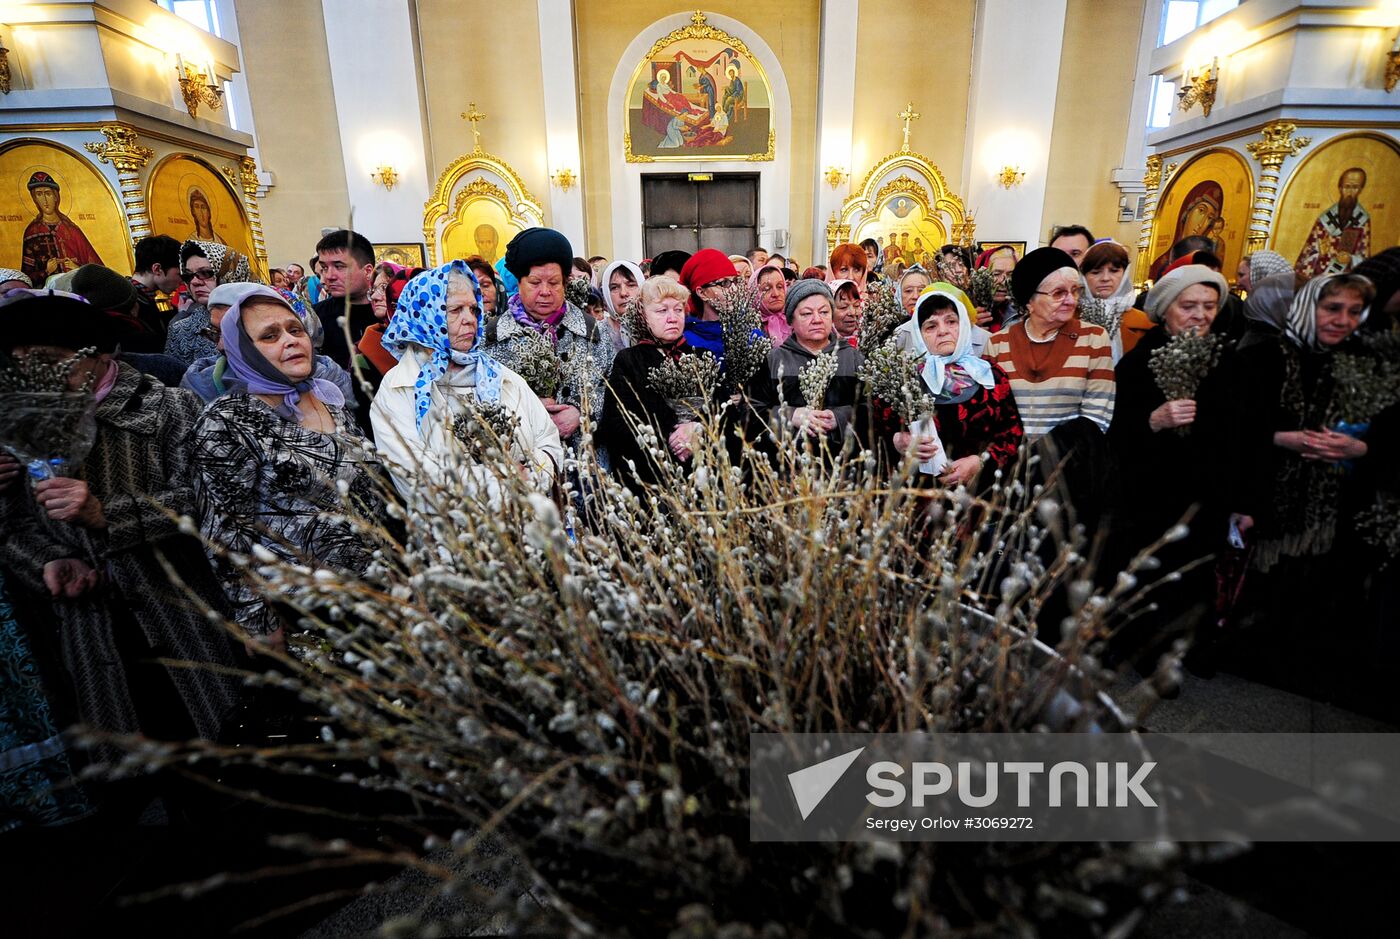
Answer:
[
  {"xmin": 1284, "ymin": 274, "xmax": 1371, "ymax": 351},
  {"xmin": 1243, "ymin": 271, "xmax": 1295, "ymax": 330},
  {"xmin": 1247, "ymin": 250, "xmax": 1292, "ymax": 287}
]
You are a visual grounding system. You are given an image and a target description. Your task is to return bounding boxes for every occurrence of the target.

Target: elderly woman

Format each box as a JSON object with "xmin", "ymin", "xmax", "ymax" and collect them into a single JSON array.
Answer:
[
  {"xmin": 482, "ymin": 228, "xmax": 614, "ymax": 447},
  {"xmin": 830, "ymin": 278, "xmax": 861, "ymax": 346},
  {"xmin": 751, "ymin": 261, "xmax": 790, "ymax": 342},
  {"xmin": 183, "ymin": 283, "xmax": 354, "ymax": 404},
  {"xmin": 1236, "ymin": 249, "xmax": 1291, "ymax": 296},
  {"xmin": 1220, "ymin": 272, "xmax": 1396, "ymax": 703},
  {"xmin": 754, "ymin": 280, "xmax": 865, "ymax": 455},
  {"xmin": 1108, "ymin": 265, "xmax": 1234, "ymax": 664},
  {"xmin": 191, "ymin": 288, "xmax": 384, "ymax": 645},
  {"xmin": 0, "ymin": 293, "xmax": 240, "ymax": 747},
  {"xmin": 598, "ymin": 276, "xmax": 706, "ymax": 493},
  {"xmin": 370, "ymin": 261, "xmax": 561, "ymax": 501},
  {"xmin": 356, "ymin": 262, "xmax": 421, "ymax": 380},
  {"xmin": 677, "ymin": 249, "xmax": 740, "ymax": 360},
  {"xmin": 1079, "ymin": 240, "xmax": 1153, "ymax": 363},
  {"xmin": 829, "ymin": 243, "xmax": 869, "ymax": 301},
  {"xmin": 984, "ymin": 247, "xmax": 1116, "ymax": 438},
  {"xmin": 974, "ymin": 245, "xmax": 1018, "ymax": 329},
  {"xmin": 601, "ymin": 259, "xmax": 645, "ymax": 352},
  {"xmin": 877, "ymin": 284, "xmax": 1022, "ymax": 489},
  {"xmin": 466, "ymin": 256, "xmax": 503, "ymax": 317},
  {"xmin": 164, "ymin": 239, "xmax": 254, "ymax": 366},
  {"xmin": 898, "ymin": 265, "xmax": 932, "ymax": 318}
]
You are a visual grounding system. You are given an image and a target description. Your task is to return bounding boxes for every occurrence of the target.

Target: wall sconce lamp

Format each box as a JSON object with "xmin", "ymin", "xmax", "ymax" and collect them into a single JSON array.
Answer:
[
  {"xmin": 1386, "ymin": 30, "xmax": 1400, "ymax": 93},
  {"xmin": 174, "ymin": 54, "xmax": 223, "ymax": 118},
  {"xmin": 0, "ymin": 29, "xmax": 12, "ymax": 95},
  {"xmin": 824, "ymin": 165, "xmax": 850, "ymax": 189},
  {"xmin": 551, "ymin": 167, "xmax": 577, "ymax": 192},
  {"xmin": 370, "ymin": 164, "xmax": 399, "ymax": 191},
  {"xmin": 997, "ymin": 166, "xmax": 1025, "ymax": 190},
  {"xmin": 1177, "ymin": 57, "xmax": 1219, "ymax": 117}
]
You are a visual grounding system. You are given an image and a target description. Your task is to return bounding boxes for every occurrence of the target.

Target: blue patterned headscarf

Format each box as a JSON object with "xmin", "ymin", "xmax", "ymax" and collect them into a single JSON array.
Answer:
[{"xmin": 381, "ymin": 260, "xmax": 503, "ymax": 433}]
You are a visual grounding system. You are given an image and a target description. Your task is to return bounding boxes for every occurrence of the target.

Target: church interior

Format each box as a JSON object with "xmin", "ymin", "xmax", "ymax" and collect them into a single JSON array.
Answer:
[{"xmin": 2, "ymin": 1, "xmax": 1400, "ymax": 937}]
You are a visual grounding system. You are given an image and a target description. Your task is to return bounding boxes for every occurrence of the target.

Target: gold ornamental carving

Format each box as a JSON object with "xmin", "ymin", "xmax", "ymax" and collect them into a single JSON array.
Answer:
[
  {"xmin": 1136, "ymin": 154, "xmax": 1179, "ymax": 278},
  {"xmin": 645, "ymin": 10, "xmax": 758, "ymax": 62},
  {"xmin": 237, "ymin": 156, "xmax": 270, "ymax": 276},
  {"xmin": 833, "ymin": 105, "xmax": 971, "ymax": 254},
  {"xmin": 84, "ymin": 124, "xmax": 156, "ymax": 240},
  {"xmin": 424, "ymin": 106, "xmax": 544, "ymax": 266},
  {"xmin": 744, "ymin": 129, "xmax": 776, "ymax": 162},
  {"xmin": 1245, "ymin": 121, "xmax": 1312, "ymax": 254}
]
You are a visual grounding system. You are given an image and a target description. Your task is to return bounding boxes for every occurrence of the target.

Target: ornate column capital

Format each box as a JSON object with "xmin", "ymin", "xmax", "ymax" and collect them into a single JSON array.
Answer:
[
  {"xmin": 237, "ymin": 155, "xmax": 260, "ymax": 196},
  {"xmin": 83, "ymin": 124, "xmax": 154, "ymax": 173},
  {"xmin": 1246, "ymin": 121, "xmax": 1312, "ymax": 168}
]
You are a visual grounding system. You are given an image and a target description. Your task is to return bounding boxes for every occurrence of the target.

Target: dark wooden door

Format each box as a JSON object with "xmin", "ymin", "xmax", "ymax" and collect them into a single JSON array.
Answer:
[{"xmin": 642, "ymin": 174, "xmax": 758, "ymax": 259}]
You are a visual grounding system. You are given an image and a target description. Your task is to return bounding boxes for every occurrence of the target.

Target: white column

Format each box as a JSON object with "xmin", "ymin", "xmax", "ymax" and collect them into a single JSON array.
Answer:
[
  {"xmin": 812, "ymin": 0, "xmax": 859, "ymax": 257},
  {"xmin": 1110, "ymin": 0, "xmax": 1165, "ymax": 219},
  {"xmin": 321, "ymin": 0, "xmax": 430, "ymax": 241},
  {"xmin": 961, "ymin": 0, "xmax": 1069, "ymax": 247},
  {"xmin": 537, "ymin": 0, "xmax": 587, "ymax": 252}
]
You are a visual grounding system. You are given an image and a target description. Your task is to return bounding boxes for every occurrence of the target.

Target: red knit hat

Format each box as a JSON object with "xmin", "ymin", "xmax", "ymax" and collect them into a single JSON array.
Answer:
[{"xmin": 678, "ymin": 249, "xmax": 738, "ymax": 316}]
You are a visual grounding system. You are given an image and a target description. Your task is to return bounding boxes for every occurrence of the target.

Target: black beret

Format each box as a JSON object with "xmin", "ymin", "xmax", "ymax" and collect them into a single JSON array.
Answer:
[{"xmin": 503, "ymin": 227, "xmax": 574, "ymax": 280}]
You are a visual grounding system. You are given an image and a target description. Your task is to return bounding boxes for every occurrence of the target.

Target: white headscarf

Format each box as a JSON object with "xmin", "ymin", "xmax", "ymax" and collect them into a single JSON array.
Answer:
[
  {"xmin": 894, "ymin": 283, "xmax": 996, "ymax": 397},
  {"xmin": 600, "ymin": 260, "xmax": 645, "ymax": 319}
]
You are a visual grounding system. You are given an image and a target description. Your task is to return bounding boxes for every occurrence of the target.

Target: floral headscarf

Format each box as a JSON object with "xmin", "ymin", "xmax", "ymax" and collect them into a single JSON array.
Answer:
[
  {"xmin": 896, "ymin": 282, "xmax": 996, "ymax": 398},
  {"xmin": 181, "ymin": 239, "xmax": 253, "ymax": 285},
  {"xmin": 381, "ymin": 260, "xmax": 503, "ymax": 433},
  {"xmin": 220, "ymin": 285, "xmax": 345, "ymax": 421},
  {"xmin": 1284, "ymin": 274, "xmax": 1370, "ymax": 352}
]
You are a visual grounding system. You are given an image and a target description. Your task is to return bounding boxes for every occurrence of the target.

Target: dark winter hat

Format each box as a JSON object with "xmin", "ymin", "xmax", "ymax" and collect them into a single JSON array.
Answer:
[
  {"xmin": 27, "ymin": 171, "xmax": 59, "ymax": 192},
  {"xmin": 0, "ymin": 293, "xmax": 119, "ymax": 354},
  {"xmin": 68, "ymin": 264, "xmax": 138, "ymax": 313},
  {"xmin": 503, "ymin": 227, "xmax": 574, "ymax": 280},
  {"xmin": 783, "ymin": 278, "xmax": 834, "ymax": 324},
  {"xmin": 1010, "ymin": 246, "xmax": 1078, "ymax": 309}
]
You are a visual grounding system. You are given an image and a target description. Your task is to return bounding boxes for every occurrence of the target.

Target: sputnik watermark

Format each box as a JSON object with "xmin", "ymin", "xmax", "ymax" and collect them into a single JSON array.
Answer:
[{"xmin": 752, "ymin": 733, "xmax": 1400, "ymax": 842}]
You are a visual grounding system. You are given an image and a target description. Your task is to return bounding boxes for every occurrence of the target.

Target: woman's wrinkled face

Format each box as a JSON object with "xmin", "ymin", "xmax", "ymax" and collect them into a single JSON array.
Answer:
[
  {"xmin": 1163, "ymin": 282, "xmax": 1220, "ymax": 337},
  {"xmin": 1315, "ymin": 287, "xmax": 1367, "ymax": 347},
  {"xmin": 643, "ymin": 296, "xmax": 686, "ymax": 343},
  {"xmin": 1086, "ymin": 262, "xmax": 1125, "ymax": 300},
  {"xmin": 920, "ymin": 307, "xmax": 961, "ymax": 356},
  {"xmin": 900, "ymin": 273, "xmax": 930, "ymax": 315},
  {"xmin": 370, "ymin": 272, "xmax": 391, "ymax": 320},
  {"xmin": 244, "ymin": 301, "xmax": 313, "ymax": 382},
  {"xmin": 445, "ymin": 277, "xmax": 480, "ymax": 353},
  {"xmin": 832, "ymin": 288, "xmax": 860, "ymax": 336},
  {"xmin": 757, "ymin": 270, "xmax": 786, "ymax": 314},
  {"xmin": 791, "ymin": 295, "xmax": 833, "ymax": 348},
  {"xmin": 940, "ymin": 254, "xmax": 968, "ymax": 283},
  {"xmin": 519, "ymin": 263, "xmax": 564, "ymax": 320},
  {"xmin": 476, "ymin": 272, "xmax": 498, "ymax": 314},
  {"xmin": 609, "ymin": 269, "xmax": 639, "ymax": 314},
  {"xmin": 1025, "ymin": 268, "xmax": 1082, "ymax": 331},
  {"xmin": 989, "ymin": 253, "xmax": 1015, "ymax": 301}
]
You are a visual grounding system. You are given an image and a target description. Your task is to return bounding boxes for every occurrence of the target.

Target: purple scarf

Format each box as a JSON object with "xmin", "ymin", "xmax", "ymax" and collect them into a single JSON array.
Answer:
[
  {"xmin": 220, "ymin": 285, "xmax": 345, "ymax": 422},
  {"xmin": 508, "ymin": 292, "xmax": 567, "ymax": 346}
]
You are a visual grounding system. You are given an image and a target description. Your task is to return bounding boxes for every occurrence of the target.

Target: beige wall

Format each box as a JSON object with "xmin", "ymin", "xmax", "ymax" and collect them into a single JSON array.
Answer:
[
  {"xmin": 416, "ymin": 0, "xmax": 550, "ymax": 218},
  {"xmin": 1041, "ymin": 0, "xmax": 1147, "ymax": 249},
  {"xmin": 852, "ymin": 0, "xmax": 975, "ymax": 199},
  {"xmin": 575, "ymin": 1, "xmax": 821, "ymax": 262},
  {"xmin": 234, "ymin": 0, "xmax": 351, "ymax": 265}
]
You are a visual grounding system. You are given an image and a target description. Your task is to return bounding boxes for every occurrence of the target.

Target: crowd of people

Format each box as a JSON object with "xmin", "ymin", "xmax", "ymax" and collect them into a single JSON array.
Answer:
[{"xmin": 1, "ymin": 219, "xmax": 1397, "ymax": 838}]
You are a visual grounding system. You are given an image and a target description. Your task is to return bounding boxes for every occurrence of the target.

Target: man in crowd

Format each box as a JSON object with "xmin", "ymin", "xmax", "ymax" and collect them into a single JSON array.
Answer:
[
  {"xmin": 131, "ymin": 234, "xmax": 184, "ymax": 332},
  {"xmin": 1049, "ymin": 224, "xmax": 1095, "ymax": 267},
  {"xmin": 313, "ymin": 229, "xmax": 377, "ymax": 371}
]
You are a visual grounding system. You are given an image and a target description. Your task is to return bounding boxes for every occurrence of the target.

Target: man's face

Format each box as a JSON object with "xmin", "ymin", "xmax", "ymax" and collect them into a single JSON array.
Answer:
[
  {"xmin": 318, "ymin": 248, "xmax": 373, "ymax": 301},
  {"xmin": 864, "ymin": 244, "xmax": 878, "ymax": 268},
  {"xmin": 31, "ymin": 187, "xmax": 60, "ymax": 217},
  {"xmin": 1339, "ymin": 171, "xmax": 1365, "ymax": 209},
  {"xmin": 285, "ymin": 263, "xmax": 304, "ymax": 287},
  {"xmin": 152, "ymin": 263, "xmax": 183, "ymax": 294},
  {"xmin": 1051, "ymin": 233, "xmax": 1091, "ymax": 267}
]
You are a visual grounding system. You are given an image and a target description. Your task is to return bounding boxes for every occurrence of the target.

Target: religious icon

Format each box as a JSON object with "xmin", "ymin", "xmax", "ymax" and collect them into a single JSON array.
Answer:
[
  {"xmin": 20, "ymin": 171, "xmax": 103, "ymax": 285},
  {"xmin": 442, "ymin": 197, "xmax": 519, "ymax": 266},
  {"xmin": 625, "ymin": 15, "xmax": 773, "ymax": 161},
  {"xmin": 474, "ymin": 224, "xmax": 500, "ymax": 263},
  {"xmin": 1272, "ymin": 134, "xmax": 1398, "ymax": 280},
  {"xmin": 1148, "ymin": 149, "xmax": 1252, "ymax": 283},
  {"xmin": 1, "ymin": 141, "xmax": 131, "ymax": 285},
  {"xmin": 374, "ymin": 243, "xmax": 427, "ymax": 269},
  {"xmin": 186, "ymin": 187, "xmax": 226, "ymax": 245},
  {"xmin": 148, "ymin": 154, "xmax": 255, "ymax": 265},
  {"xmin": 891, "ymin": 197, "xmax": 913, "ymax": 219}
]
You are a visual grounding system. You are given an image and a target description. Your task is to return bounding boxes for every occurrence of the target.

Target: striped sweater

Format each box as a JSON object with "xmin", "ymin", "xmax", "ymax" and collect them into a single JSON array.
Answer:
[{"xmin": 983, "ymin": 318, "xmax": 1115, "ymax": 437}]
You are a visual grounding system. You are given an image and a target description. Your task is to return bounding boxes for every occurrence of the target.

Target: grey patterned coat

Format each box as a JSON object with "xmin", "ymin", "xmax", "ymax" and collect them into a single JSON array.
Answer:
[
  {"xmin": 0, "ymin": 364, "xmax": 241, "ymax": 744},
  {"xmin": 482, "ymin": 301, "xmax": 615, "ymax": 446}
]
